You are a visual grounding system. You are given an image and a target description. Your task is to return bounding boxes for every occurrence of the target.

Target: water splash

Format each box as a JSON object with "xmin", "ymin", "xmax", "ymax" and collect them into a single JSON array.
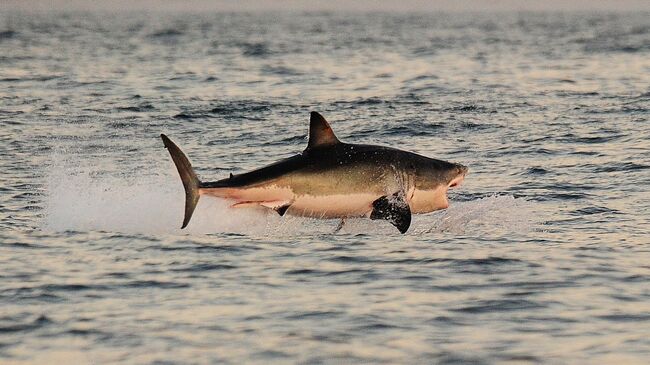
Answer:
[
  {"xmin": 41, "ymin": 154, "xmax": 333, "ymax": 235},
  {"xmin": 43, "ymin": 160, "xmax": 182, "ymax": 234},
  {"xmin": 417, "ymin": 195, "xmax": 538, "ymax": 235}
]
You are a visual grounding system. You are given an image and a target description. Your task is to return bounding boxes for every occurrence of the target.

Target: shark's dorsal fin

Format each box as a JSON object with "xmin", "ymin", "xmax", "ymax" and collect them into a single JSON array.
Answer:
[{"xmin": 307, "ymin": 111, "xmax": 340, "ymax": 150}]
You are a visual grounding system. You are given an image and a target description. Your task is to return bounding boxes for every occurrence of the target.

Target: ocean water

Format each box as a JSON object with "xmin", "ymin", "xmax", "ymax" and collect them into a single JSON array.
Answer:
[{"xmin": 1, "ymin": 8, "xmax": 650, "ymax": 364}]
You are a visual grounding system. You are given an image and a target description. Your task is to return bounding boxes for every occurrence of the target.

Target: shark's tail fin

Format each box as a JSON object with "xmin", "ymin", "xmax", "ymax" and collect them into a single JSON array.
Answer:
[{"xmin": 161, "ymin": 134, "xmax": 201, "ymax": 229}]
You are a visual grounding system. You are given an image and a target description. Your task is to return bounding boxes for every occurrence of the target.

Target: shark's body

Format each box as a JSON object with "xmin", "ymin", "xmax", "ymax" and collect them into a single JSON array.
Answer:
[{"xmin": 162, "ymin": 112, "xmax": 467, "ymax": 233}]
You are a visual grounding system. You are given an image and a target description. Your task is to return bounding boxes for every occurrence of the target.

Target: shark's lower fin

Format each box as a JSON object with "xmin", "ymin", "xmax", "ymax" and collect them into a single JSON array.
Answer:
[
  {"xmin": 161, "ymin": 134, "xmax": 201, "ymax": 229},
  {"xmin": 370, "ymin": 191, "xmax": 411, "ymax": 234},
  {"xmin": 231, "ymin": 200, "xmax": 292, "ymax": 216}
]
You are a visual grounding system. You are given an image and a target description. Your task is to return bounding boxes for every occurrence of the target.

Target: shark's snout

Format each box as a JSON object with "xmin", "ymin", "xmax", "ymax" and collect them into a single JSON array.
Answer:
[{"xmin": 457, "ymin": 164, "xmax": 469, "ymax": 176}]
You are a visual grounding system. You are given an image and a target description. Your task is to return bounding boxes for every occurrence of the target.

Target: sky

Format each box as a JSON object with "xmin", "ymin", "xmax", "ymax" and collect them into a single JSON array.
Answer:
[{"xmin": 3, "ymin": 0, "xmax": 650, "ymax": 12}]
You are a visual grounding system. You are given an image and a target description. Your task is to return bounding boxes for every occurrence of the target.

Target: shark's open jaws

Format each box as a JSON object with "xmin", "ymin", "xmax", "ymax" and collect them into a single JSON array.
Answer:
[{"xmin": 161, "ymin": 112, "xmax": 468, "ymax": 234}]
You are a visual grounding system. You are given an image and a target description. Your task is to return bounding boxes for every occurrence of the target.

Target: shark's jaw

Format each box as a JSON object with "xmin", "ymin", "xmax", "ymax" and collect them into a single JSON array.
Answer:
[
  {"xmin": 448, "ymin": 171, "xmax": 466, "ymax": 189},
  {"xmin": 410, "ymin": 169, "xmax": 466, "ymax": 214},
  {"xmin": 443, "ymin": 171, "xmax": 466, "ymax": 207}
]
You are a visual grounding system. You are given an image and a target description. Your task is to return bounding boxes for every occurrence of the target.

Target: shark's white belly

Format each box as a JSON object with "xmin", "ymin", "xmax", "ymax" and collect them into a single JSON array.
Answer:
[
  {"xmin": 201, "ymin": 185, "xmax": 379, "ymax": 218},
  {"xmin": 288, "ymin": 193, "xmax": 378, "ymax": 218},
  {"xmin": 201, "ymin": 184, "xmax": 450, "ymax": 219}
]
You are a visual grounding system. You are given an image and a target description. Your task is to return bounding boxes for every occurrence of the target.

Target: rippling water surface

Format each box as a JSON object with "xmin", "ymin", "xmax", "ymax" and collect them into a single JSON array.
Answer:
[{"xmin": 1, "ymin": 8, "xmax": 649, "ymax": 364}]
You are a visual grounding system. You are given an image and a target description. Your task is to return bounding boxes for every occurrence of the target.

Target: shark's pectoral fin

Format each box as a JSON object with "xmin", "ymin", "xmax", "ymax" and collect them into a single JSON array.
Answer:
[
  {"xmin": 275, "ymin": 204, "xmax": 291, "ymax": 216},
  {"xmin": 259, "ymin": 200, "xmax": 292, "ymax": 216},
  {"xmin": 370, "ymin": 192, "xmax": 411, "ymax": 234}
]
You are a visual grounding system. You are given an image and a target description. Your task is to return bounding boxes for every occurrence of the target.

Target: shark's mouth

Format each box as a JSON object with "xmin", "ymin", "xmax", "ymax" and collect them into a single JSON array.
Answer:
[
  {"xmin": 443, "ymin": 173, "xmax": 466, "ymax": 207},
  {"xmin": 448, "ymin": 173, "xmax": 465, "ymax": 189}
]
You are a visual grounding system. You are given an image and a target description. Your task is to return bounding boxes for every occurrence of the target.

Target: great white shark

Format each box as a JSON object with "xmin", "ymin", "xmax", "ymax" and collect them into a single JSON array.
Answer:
[{"xmin": 161, "ymin": 112, "xmax": 468, "ymax": 233}]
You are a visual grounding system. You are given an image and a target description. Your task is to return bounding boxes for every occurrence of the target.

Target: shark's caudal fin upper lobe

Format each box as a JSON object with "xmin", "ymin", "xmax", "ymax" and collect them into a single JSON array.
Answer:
[{"xmin": 161, "ymin": 134, "xmax": 201, "ymax": 229}]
